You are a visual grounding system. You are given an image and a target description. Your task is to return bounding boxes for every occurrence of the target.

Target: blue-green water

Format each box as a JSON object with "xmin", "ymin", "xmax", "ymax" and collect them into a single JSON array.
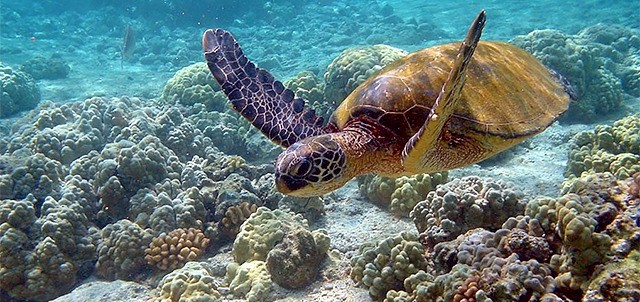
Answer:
[{"xmin": 1, "ymin": 1, "xmax": 639, "ymax": 301}]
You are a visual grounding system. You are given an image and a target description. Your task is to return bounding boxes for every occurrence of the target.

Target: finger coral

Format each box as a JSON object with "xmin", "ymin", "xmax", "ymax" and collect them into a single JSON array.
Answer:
[{"xmin": 145, "ymin": 227, "xmax": 210, "ymax": 271}]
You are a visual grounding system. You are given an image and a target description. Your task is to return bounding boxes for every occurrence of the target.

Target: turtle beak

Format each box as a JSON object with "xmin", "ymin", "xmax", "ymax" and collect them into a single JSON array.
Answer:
[{"xmin": 275, "ymin": 173, "xmax": 308, "ymax": 195}]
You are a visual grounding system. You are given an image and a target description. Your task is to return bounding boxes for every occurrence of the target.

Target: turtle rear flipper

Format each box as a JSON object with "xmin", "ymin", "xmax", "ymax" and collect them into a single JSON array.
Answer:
[
  {"xmin": 203, "ymin": 29, "xmax": 326, "ymax": 147},
  {"xmin": 402, "ymin": 10, "xmax": 486, "ymax": 171}
]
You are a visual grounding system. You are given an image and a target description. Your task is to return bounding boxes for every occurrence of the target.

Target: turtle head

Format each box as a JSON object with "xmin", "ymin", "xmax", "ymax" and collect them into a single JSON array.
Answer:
[{"xmin": 274, "ymin": 134, "xmax": 349, "ymax": 197}]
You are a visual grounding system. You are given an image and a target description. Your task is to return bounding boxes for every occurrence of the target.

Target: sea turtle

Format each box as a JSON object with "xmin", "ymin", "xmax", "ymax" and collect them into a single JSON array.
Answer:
[{"xmin": 202, "ymin": 10, "xmax": 571, "ymax": 197}]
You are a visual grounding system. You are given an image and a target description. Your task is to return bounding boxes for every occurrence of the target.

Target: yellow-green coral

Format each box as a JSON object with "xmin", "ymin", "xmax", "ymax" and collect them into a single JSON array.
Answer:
[
  {"xmin": 323, "ymin": 45, "xmax": 407, "ymax": 104},
  {"xmin": 231, "ymin": 207, "xmax": 302, "ymax": 264},
  {"xmin": 160, "ymin": 62, "xmax": 227, "ymax": 111},
  {"xmin": 157, "ymin": 261, "xmax": 221, "ymax": 302},
  {"xmin": 358, "ymin": 172, "xmax": 447, "ymax": 216},
  {"xmin": 566, "ymin": 115, "xmax": 640, "ymax": 180},
  {"xmin": 225, "ymin": 261, "xmax": 271, "ymax": 302},
  {"xmin": 525, "ymin": 194, "xmax": 612, "ymax": 290}
]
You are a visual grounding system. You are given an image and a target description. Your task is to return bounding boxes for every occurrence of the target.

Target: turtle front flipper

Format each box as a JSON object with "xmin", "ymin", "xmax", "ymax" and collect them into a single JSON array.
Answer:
[
  {"xmin": 203, "ymin": 29, "xmax": 326, "ymax": 147},
  {"xmin": 402, "ymin": 10, "xmax": 486, "ymax": 171}
]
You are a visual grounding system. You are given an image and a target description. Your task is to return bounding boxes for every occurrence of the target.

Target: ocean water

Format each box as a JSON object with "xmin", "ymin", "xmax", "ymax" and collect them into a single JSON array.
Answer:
[{"xmin": 0, "ymin": 1, "xmax": 639, "ymax": 301}]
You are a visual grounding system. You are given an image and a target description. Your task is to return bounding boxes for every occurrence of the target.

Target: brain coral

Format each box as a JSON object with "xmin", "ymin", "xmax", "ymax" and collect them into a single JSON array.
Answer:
[
  {"xmin": 410, "ymin": 176, "xmax": 527, "ymax": 247},
  {"xmin": 565, "ymin": 114, "xmax": 640, "ymax": 180},
  {"xmin": 511, "ymin": 24, "xmax": 640, "ymax": 122},
  {"xmin": 0, "ymin": 62, "xmax": 41, "ymax": 118},
  {"xmin": 358, "ymin": 172, "xmax": 448, "ymax": 216},
  {"xmin": 160, "ymin": 62, "xmax": 228, "ymax": 111},
  {"xmin": 323, "ymin": 44, "xmax": 407, "ymax": 104},
  {"xmin": 145, "ymin": 227, "xmax": 210, "ymax": 271}
]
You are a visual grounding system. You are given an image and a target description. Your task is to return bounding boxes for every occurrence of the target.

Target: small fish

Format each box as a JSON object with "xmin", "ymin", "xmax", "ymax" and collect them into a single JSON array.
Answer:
[{"xmin": 121, "ymin": 25, "xmax": 136, "ymax": 69}]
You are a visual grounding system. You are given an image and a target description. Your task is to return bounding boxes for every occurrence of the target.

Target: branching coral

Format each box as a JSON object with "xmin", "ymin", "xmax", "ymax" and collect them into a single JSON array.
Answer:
[{"xmin": 145, "ymin": 227, "xmax": 210, "ymax": 271}]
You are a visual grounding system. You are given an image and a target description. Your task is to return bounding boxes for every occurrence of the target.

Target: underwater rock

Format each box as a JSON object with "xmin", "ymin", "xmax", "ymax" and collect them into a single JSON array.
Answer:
[
  {"xmin": 0, "ymin": 62, "xmax": 41, "ymax": 118},
  {"xmin": 226, "ymin": 207, "xmax": 329, "ymax": 299},
  {"xmin": 20, "ymin": 55, "xmax": 70, "ymax": 80}
]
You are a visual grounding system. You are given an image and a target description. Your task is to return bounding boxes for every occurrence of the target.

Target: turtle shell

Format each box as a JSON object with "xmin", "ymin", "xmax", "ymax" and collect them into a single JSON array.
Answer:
[{"xmin": 329, "ymin": 41, "xmax": 570, "ymax": 141}]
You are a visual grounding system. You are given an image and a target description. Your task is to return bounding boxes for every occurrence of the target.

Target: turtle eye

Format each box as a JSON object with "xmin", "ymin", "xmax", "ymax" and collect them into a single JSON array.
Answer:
[{"xmin": 290, "ymin": 158, "xmax": 312, "ymax": 178}]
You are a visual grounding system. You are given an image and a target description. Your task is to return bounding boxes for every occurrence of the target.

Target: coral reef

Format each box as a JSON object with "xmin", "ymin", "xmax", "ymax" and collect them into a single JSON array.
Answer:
[
  {"xmin": 226, "ymin": 207, "xmax": 330, "ymax": 299},
  {"xmin": 226, "ymin": 260, "xmax": 272, "ymax": 302},
  {"xmin": 283, "ymin": 70, "xmax": 333, "ymax": 121},
  {"xmin": 511, "ymin": 24, "xmax": 640, "ymax": 122},
  {"xmin": 156, "ymin": 261, "xmax": 221, "ymax": 302},
  {"xmin": 0, "ymin": 181, "xmax": 98, "ymax": 301},
  {"xmin": 1, "ymin": 62, "xmax": 41, "ymax": 118},
  {"xmin": 95, "ymin": 219, "xmax": 153, "ymax": 280},
  {"xmin": 145, "ymin": 227, "xmax": 210, "ymax": 271},
  {"xmin": 323, "ymin": 44, "xmax": 407, "ymax": 104},
  {"xmin": 566, "ymin": 114, "xmax": 640, "ymax": 180},
  {"xmin": 160, "ymin": 62, "xmax": 227, "ymax": 111},
  {"xmin": 350, "ymin": 231, "xmax": 428, "ymax": 300},
  {"xmin": 219, "ymin": 201, "xmax": 258, "ymax": 237},
  {"xmin": 410, "ymin": 176, "xmax": 527, "ymax": 247},
  {"xmin": 358, "ymin": 172, "xmax": 448, "ymax": 216},
  {"xmin": 20, "ymin": 55, "xmax": 70, "ymax": 80},
  {"xmin": 266, "ymin": 228, "xmax": 330, "ymax": 289},
  {"xmin": 352, "ymin": 172, "xmax": 639, "ymax": 301}
]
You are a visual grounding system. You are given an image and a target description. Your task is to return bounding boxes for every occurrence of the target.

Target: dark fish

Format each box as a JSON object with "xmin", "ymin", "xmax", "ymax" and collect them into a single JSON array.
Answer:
[{"xmin": 121, "ymin": 24, "xmax": 136, "ymax": 69}]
